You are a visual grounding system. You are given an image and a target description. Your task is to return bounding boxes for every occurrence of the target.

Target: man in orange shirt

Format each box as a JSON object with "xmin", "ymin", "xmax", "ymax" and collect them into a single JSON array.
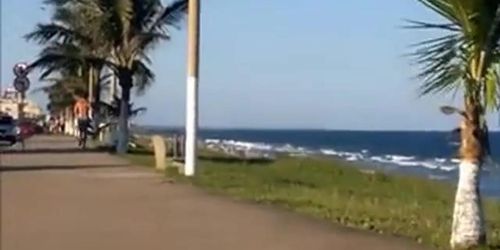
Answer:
[{"xmin": 73, "ymin": 97, "xmax": 91, "ymax": 140}]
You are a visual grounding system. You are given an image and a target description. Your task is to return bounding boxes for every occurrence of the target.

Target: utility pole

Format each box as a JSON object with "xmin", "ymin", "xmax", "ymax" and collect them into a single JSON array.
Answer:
[
  {"xmin": 18, "ymin": 91, "xmax": 25, "ymax": 121},
  {"xmin": 184, "ymin": 0, "xmax": 200, "ymax": 176}
]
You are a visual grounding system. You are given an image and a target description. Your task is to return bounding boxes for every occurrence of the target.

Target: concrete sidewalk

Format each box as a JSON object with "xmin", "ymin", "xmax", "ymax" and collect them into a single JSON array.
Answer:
[{"xmin": 0, "ymin": 136, "xmax": 426, "ymax": 250}]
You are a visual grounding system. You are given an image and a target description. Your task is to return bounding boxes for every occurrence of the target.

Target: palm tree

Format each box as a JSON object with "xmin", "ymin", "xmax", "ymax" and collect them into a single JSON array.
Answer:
[
  {"xmin": 26, "ymin": 1, "xmax": 107, "ymax": 109},
  {"xmin": 27, "ymin": 0, "xmax": 187, "ymax": 154},
  {"xmin": 408, "ymin": 1, "xmax": 500, "ymax": 248},
  {"xmin": 41, "ymin": 76, "xmax": 87, "ymax": 107},
  {"xmin": 99, "ymin": 96, "xmax": 147, "ymax": 120},
  {"xmin": 88, "ymin": 0, "xmax": 187, "ymax": 154}
]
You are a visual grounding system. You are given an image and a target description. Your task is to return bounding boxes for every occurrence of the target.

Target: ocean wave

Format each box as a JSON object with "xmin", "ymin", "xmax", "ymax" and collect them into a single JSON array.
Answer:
[
  {"xmin": 371, "ymin": 154, "xmax": 457, "ymax": 171},
  {"xmin": 205, "ymin": 139, "xmax": 273, "ymax": 151},
  {"xmin": 203, "ymin": 138, "xmax": 460, "ymax": 172},
  {"xmin": 386, "ymin": 155, "xmax": 416, "ymax": 161},
  {"xmin": 440, "ymin": 165, "xmax": 457, "ymax": 172},
  {"xmin": 435, "ymin": 158, "xmax": 447, "ymax": 163}
]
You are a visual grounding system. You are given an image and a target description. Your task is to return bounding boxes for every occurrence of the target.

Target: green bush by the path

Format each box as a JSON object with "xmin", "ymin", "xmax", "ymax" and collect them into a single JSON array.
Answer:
[{"xmin": 127, "ymin": 154, "xmax": 500, "ymax": 249}]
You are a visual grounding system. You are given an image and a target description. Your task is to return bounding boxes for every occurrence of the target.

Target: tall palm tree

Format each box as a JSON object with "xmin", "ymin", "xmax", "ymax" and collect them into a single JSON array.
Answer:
[
  {"xmin": 408, "ymin": 1, "xmax": 500, "ymax": 248},
  {"xmin": 27, "ymin": 0, "xmax": 187, "ymax": 154},
  {"xmin": 41, "ymin": 75, "xmax": 87, "ymax": 114},
  {"xmin": 88, "ymin": 0, "xmax": 187, "ymax": 154},
  {"xmin": 26, "ymin": 1, "xmax": 107, "ymax": 108}
]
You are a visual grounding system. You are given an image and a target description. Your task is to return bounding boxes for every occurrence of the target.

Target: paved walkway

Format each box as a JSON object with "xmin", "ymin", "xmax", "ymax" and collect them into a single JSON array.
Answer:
[{"xmin": 1, "ymin": 136, "xmax": 426, "ymax": 250}]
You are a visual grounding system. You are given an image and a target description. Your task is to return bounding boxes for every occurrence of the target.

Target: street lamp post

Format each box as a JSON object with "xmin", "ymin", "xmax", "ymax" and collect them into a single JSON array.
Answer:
[{"xmin": 184, "ymin": 0, "xmax": 201, "ymax": 176}]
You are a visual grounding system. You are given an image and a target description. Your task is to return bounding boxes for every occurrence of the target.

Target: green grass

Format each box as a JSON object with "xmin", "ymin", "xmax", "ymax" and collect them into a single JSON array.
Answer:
[{"xmin": 126, "ymin": 153, "xmax": 500, "ymax": 249}]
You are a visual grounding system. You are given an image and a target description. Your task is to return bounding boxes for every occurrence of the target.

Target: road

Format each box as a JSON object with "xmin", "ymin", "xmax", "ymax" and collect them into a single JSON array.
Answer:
[{"xmin": 1, "ymin": 135, "xmax": 427, "ymax": 250}]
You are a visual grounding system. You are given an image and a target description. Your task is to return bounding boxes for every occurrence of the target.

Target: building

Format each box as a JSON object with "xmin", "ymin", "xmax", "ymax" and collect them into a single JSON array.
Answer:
[{"xmin": 0, "ymin": 88, "xmax": 43, "ymax": 119}]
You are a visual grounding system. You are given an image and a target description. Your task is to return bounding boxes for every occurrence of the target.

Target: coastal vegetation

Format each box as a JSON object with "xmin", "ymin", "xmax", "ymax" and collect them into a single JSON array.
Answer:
[{"xmin": 127, "ymin": 150, "xmax": 500, "ymax": 249}]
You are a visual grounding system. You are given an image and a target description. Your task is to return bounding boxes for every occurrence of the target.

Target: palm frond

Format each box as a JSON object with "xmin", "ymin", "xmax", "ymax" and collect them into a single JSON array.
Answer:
[
  {"xmin": 409, "ymin": 32, "xmax": 466, "ymax": 95},
  {"xmin": 130, "ymin": 31, "xmax": 169, "ymax": 56},
  {"xmin": 132, "ymin": 59, "xmax": 155, "ymax": 95},
  {"xmin": 416, "ymin": 0, "xmax": 459, "ymax": 24},
  {"xmin": 404, "ymin": 19, "xmax": 460, "ymax": 31},
  {"xmin": 131, "ymin": 0, "xmax": 162, "ymax": 31},
  {"xmin": 150, "ymin": 0, "xmax": 187, "ymax": 33},
  {"xmin": 409, "ymin": 0, "xmax": 500, "ymax": 111},
  {"xmin": 25, "ymin": 23, "xmax": 89, "ymax": 45},
  {"xmin": 483, "ymin": 63, "xmax": 500, "ymax": 110}
]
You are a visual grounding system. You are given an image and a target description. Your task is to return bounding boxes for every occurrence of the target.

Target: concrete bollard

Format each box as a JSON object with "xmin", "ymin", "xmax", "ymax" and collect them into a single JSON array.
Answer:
[
  {"xmin": 177, "ymin": 161, "xmax": 184, "ymax": 174},
  {"xmin": 173, "ymin": 134, "xmax": 178, "ymax": 159},
  {"xmin": 151, "ymin": 135, "xmax": 166, "ymax": 171}
]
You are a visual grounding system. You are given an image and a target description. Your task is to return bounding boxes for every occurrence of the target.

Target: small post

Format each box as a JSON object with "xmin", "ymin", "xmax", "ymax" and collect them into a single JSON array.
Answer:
[
  {"xmin": 173, "ymin": 134, "xmax": 178, "ymax": 159},
  {"xmin": 18, "ymin": 91, "xmax": 25, "ymax": 121},
  {"xmin": 151, "ymin": 135, "xmax": 166, "ymax": 171},
  {"xmin": 19, "ymin": 91, "xmax": 26, "ymax": 150},
  {"xmin": 99, "ymin": 126, "xmax": 105, "ymax": 142},
  {"xmin": 180, "ymin": 135, "xmax": 185, "ymax": 158}
]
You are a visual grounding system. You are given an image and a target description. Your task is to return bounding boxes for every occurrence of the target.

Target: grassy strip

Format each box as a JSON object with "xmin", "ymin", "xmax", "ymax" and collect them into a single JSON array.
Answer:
[{"xmin": 127, "ymin": 153, "xmax": 500, "ymax": 249}]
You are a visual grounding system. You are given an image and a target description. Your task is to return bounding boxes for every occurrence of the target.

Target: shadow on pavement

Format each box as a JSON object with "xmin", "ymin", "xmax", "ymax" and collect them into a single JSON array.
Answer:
[
  {"xmin": 0, "ymin": 148, "xmax": 105, "ymax": 155},
  {"xmin": 0, "ymin": 163, "xmax": 129, "ymax": 172}
]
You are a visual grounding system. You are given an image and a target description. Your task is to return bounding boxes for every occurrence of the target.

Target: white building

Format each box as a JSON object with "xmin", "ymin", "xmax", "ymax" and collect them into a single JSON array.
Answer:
[{"xmin": 0, "ymin": 88, "xmax": 43, "ymax": 119}]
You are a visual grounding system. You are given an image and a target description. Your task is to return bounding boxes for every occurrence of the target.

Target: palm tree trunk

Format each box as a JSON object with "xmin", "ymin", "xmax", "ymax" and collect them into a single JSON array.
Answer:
[
  {"xmin": 116, "ymin": 69, "xmax": 132, "ymax": 154},
  {"xmin": 94, "ymin": 69, "xmax": 101, "ymax": 111},
  {"xmin": 450, "ymin": 98, "xmax": 486, "ymax": 249}
]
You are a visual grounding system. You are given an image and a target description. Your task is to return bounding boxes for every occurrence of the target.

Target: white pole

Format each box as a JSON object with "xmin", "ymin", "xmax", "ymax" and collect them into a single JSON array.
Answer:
[{"xmin": 184, "ymin": 0, "xmax": 200, "ymax": 176}]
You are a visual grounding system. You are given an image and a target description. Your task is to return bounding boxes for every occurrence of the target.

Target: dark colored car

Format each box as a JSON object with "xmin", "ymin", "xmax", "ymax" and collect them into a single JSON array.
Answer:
[{"xmin": 0, "ymin": 115, "xmax": 18, "ymax": 145}]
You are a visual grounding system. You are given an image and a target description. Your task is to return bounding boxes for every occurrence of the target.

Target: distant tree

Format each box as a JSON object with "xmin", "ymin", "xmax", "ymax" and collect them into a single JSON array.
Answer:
[{"xmin": 27, "ymin": 0, "xmax": 187, "ymax": 154}]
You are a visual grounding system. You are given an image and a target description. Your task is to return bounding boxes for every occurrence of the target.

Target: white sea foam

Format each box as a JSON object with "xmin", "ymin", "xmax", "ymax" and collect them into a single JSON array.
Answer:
[
  {"xmin": 420, "ymin": 162, "xmax": 439, "ymax": 170},
  {"xmin": 386, "ymin": 155, "xmax": 415, "ymax": 161},
  {"xmin": 435, "ymin": 158, "xmax": 447, "ymax": 163},
  {"xmin": 204, "ymin": 139, "xmax": 310, "ymax": 157},
  {"xmin": 320, "ymin": 149, "xmax": 363, "ymax": 160},
  {"xmin": 205, "ymin": 139, "xmax": 273, "ymax": 151},
  {"xmin": 345, "ymin": 156, "xmax": 357, "ymax": 161},
  {"xmin": 440, "ymin": 165, "xmax": 457, "ymax": 172},
  {"xmin": 392, "ymin": 161, "xmax": 421, "ymax": 167},
  {"xmin": 320, "ymin": 149, "xmax": 340, "ymax": 156},
  {"xmin": 204, "ymin": 138, "xmax": 461, "ymax": 173}
]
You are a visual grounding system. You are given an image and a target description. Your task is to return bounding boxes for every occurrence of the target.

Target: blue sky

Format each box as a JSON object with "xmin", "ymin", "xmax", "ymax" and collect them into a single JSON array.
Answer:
[{"xmin": 2, "ymin": 0, "xmax": 498, "ymax": 130}]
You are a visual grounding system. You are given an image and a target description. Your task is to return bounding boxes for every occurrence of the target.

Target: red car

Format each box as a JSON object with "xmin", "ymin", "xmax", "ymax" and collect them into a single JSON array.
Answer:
[{"xmin": 16, "ymin": 121, "xmax": 36, "ymax": 139}]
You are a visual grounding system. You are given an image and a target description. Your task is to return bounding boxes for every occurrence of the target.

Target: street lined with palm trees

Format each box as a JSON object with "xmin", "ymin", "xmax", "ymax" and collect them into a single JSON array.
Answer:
[
  {"xmin": 25, "ymin": 0, "xmax": 188, "ymax": 154},
  {"xmin": 2, "ymin": 0, "xmax": 500, "ymax": 249}
]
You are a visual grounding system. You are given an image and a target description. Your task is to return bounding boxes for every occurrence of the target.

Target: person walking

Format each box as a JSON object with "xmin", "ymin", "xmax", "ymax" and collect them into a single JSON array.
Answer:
[{"xmin": 73, "ymin": 97, "xmax": 91, "ymax": 146}]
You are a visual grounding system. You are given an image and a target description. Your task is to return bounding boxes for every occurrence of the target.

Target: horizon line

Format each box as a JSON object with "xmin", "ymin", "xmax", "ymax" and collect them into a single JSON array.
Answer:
[{"xmin": 134, "ymin": 124, "xmax": 500, "ymax": 132}]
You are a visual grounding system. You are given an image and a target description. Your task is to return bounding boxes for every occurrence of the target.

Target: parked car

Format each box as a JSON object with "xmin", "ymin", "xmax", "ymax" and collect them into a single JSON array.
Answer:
[
  {"xmin": 17, "ymin": 121, "xmax": 36, "ymax": 139},
  {"xmin": 0, "ymin": 115, "xmax": 18, "ymax": 145}
]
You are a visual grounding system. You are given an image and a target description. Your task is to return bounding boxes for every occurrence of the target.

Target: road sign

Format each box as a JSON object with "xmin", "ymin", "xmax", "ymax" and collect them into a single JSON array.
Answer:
[
  {"xmin": 13, "ymin": 76, "xmax": 30, "ymax": 93},
  {"xmin": 13, "ymin": 63, "xmax": 29, "ymax": 77}
]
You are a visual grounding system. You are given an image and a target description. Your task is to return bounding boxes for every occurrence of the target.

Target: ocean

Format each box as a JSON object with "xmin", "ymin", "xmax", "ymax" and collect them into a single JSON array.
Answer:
[{"xmin": 140, "ymin": 127, "xmax": 500, "ymax": 198}]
